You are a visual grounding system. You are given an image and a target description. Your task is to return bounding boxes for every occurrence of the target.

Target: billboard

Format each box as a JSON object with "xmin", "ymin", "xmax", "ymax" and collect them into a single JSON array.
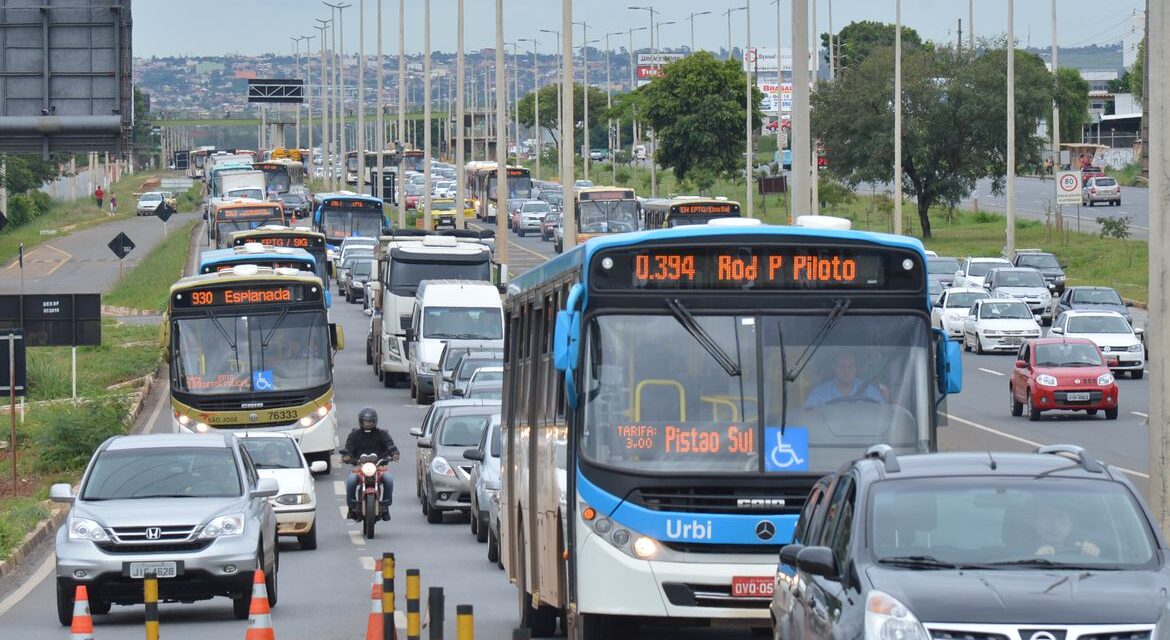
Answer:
[
  {"xmin": 743, "ymin": 47, "xmax": 793, "ymax": 73},
  {"xmin": 757, "ymin": 81, "xmax": 793, "ymax": 114},
  {"xmin": 636, "ymin": 53, "xmax": 686, "ymax": 85},
  {"xmin": 0, "ymin": 0, "xmax": 133, "ymax": 157}
]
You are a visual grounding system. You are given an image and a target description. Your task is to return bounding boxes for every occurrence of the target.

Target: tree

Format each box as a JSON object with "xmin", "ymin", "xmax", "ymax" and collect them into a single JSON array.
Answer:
[
  {"xmin": 1054, "ymin": 67, "xmax": 1089, "ymax": 144},
  {"xmin": 812, "ymin": 45, "xmax": 1052, "ymax": 238},
  {"xmin": 517, "ymin": 83, "xmax": 612, "ymax": 150},
  {"xmin": 0, "ymin": 155, "xmax": 58, "ymax": 194},
  {"xmin": 1130, "ymin": 38, "xmax": 1144, "ymax": 98},
  {"xmin": 637, "ymin": 52, "xmax": 762, "ymax": 183},
  {"xmin": 819, "ymin": 21, "xmax": 924, "ymax": 73}
]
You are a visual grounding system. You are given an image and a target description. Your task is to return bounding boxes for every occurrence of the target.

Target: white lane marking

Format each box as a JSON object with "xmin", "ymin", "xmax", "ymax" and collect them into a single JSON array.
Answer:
[
  {"xmin": 333, "ymin": 480, "xmax": 346, "ymax": 496},
  {"xmin": 978, "ymin": 368, "xmax": 1005, "ymax": 377},
  {"xmin": 338, "ymin": 505, "xmax": 349, "ymax": 520},
  {"xmin": 1133, "ymin": 411, "xmax": 1149, "ymax": 418},
  {"xmin": 349, "ymin": 530, "xmax": 365, "ymax": 546},
  {"xmin": 944, "ymin": 412, "xmax": 1149, "ymax": 479},
  {"xmin": 359, "ymin": 556, "xmax": 375, "ymax": 571},
  {"xmin": 0, "ymin": 552, "xmax": 55, "ymax": 617},
  {"xmin": 144, "ymin": 375, "xmax": 170, "ymax": 434},
  {"xmin": 396, "ymin": 611, "xmax": 407, "ymax": 630}
]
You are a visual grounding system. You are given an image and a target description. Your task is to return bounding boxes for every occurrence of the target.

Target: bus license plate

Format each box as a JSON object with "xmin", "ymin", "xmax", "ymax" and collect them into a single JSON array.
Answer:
[
  {"xmin": 125, "ymin": 561, "xmax": 180, "ymax": 579},
  {"xmin": 1067, "ymin": 392, "xmax": 1091, "ymax": 402},
  {"xmin": 731, "ymin": 576, "xmax": 774, "ymax": 598}
]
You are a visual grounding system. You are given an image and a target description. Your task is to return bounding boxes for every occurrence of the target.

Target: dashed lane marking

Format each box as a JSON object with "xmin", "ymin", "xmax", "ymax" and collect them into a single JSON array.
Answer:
[
  {"xmin": 978, "ymin": 368, "xmax": 1005, "ymax": 377},
  {"xmin": 944, "ymin": 412, "xmax": 1149, "ymax": 479},
  {"xmin": 349, "ymin": 530, "xmax": 365, "ymax": 546},
  {"xmin": 1133, "ymin": 411, "xmax": 1149, "ymax": 418},
  {"xmin": 333, "ymin": 480, "xmax": 346, "ymax": 496},
  {"xmin": 360, "ymin": 556, "xmax": 375, "ymax": 571}
]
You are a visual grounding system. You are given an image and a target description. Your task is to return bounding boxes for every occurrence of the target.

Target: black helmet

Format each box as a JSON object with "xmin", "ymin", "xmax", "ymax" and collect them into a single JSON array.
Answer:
[{"xmin": 358, "ymin": 407, "xmax": 378, "ymax": 431}]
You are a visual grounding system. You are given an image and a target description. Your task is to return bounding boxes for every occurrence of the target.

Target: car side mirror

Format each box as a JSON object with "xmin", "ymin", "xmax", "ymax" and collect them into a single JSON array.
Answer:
[
  {"xmin": 1050, "ymin": 327, "xmax": 1064, "ymax": 334},
  {"xmin": 779, "ymin": 543, "xmax": 804, "ymax": 568},
  {"xmin": 1015, "ymin": 360, "xmax": 1027, "ymax": 369},
  {"xmin": 1048, "ymin": 283, "xmax": 1056, "ymax": 291},
  {"xmin": 417, "ymin": 437, "xmax": 433, "ymax": 449},
  {"xmin": 1034, "ymin": 314, "xmax": 1042, "ymax": 323},
  {"xmin": 1134, "ymin": 327, "xmax": 1145, "ymax": 335},
  {"xmin": 452, "ymin": 388, "xmax": 465, "ymax": 397},
  {"xmin": 409, "ymin": 427, "xmax": 423, "ymax": 437},
  {"xmin": 464, "ymin": 448, "xmax": 484, "ymax": 462},
  {"xmin": 309, "ymin": 460, "xmax": 328, "ymax": 474},
  {"xmin": 251, "ymin": 477, "xmax": 280, "ymax": 499},
  {"xmin": 795, "ymin": 546, "xmax": 838, "ymax": 580},
  {"xmin": 50, "ymin": 483, "xmax": 75, "ymax": 504}
]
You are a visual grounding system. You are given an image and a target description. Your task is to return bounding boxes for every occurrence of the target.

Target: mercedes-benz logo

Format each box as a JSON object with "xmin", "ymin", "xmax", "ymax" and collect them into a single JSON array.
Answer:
[
  {"xmin": 1027, "ymin": 631, "xmax": 1060, "ymax": 640},
  {"xmin": 755, "ymin": 520, "xmax": 776, "ymax": 541}
]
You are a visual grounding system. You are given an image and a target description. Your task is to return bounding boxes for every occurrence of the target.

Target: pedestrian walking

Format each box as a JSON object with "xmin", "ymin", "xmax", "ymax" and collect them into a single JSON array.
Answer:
[
  {"xmin": 108, "ymin": 193, "xmax": 117, "ymax": 216},
  {"xmin": 94, "ymin": 185, "xmax": 104, "ymax": 208}
]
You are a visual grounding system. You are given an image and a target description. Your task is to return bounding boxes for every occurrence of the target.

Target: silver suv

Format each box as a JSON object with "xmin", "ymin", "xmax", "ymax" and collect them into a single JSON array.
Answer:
[{"xmin": 51, "ymin": 433, "xmax": 280, "ymax": 625}]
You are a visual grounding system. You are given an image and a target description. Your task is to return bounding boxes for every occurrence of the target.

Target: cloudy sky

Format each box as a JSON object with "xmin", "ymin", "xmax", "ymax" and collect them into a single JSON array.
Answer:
[{"xmin": 134, "ymin": 0, "xmax": 1143, "ymax": 58}]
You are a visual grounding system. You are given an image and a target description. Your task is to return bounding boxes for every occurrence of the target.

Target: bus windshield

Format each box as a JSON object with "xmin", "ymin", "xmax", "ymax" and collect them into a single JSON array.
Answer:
[
  {"xmin": 216, "ymin": 218, "xmax": 283, "ymax": 245},
  {"xmin": 263, "ymin": 171, "xmax": 291, "ymax": 194},
  {"xmin": 403, "ymin": 154, "xmax": 425, "ymax": 173},
  {"xmin": 579, "ymin": 200, "xmax": 639, "ymax": 234},
  {"xmin": 581, "ymin": 313, "xmax": 930, "ymax": 474},
  {"xmin": 321, "ymin": 207, "xmax": 384, "ymax": 240},
  {"xmin": 172, "ymin": 310, "xmax": 331, "ymax": 395}
]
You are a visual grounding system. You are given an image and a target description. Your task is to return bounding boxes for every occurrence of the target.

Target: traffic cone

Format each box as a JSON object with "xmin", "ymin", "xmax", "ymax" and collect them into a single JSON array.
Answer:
[
  {"xmin": 70, "ymin": 585, "xmax": 94, "ymax": 640},
  {"xmin": 365, "ymin": 562, "xmax": 384, "ymax": 640},
  {"xmin": 245, "ymin": 569, "xmax": 274, "ymax": 640}
]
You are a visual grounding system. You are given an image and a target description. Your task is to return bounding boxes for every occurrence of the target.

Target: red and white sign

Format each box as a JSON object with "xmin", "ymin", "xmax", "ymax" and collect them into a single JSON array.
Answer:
[
  {"xmin": 731, "ymin": 576, "xmax": 775, "ymax": 598},
  {"xmin": 1056, "ymin": 170, "xmax": 1082, "ymax": 205}
]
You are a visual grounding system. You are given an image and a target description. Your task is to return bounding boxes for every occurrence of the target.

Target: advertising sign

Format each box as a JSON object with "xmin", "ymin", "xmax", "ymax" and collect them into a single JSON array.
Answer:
[
  {"xmin": 636, "ymin": 53, "xmax": 686, "ymax": 84},
  {"xmin": 743, "ymin": 47, "xmax": 793, "ymax": 73},
  {"xmin": 757, "ymin": 81, "xmax": 793, "ymax": 114}
]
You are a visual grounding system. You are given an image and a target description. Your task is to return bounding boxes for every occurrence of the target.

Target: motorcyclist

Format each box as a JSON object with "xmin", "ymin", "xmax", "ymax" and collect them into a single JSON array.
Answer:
[{"xmin": 342, "ymin": 407, "xmax": 399, "ymax": 521}]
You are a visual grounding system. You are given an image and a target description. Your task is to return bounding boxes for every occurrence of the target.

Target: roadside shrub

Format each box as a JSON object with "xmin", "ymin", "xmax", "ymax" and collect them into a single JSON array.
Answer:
[
  {"xmin": 972, "ymin": 211, "xmax": 1000, "ymax": 224},
  {"xmin": 31, "ymin": 399, "xmax": 129, "ymax": 472},
  {"xmin": 6, "ymin": 191, "xmax": 51, "ymax": 228},
  {"xmin": 0, "ymin": 501, "xmax": 49, "ymax": 559},
  {"xmin": 26, "ymin": 351, "xmax": 70, "ymax": 401},
  {"xmin": 614, "ymin": 167, "xmax": 631, "ymax": 184}
]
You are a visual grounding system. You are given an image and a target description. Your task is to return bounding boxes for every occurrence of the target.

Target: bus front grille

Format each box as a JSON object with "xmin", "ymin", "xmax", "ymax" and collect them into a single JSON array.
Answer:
[{"xmin": 631, "ymin": 487, "xmax": 805, "ymax": 515}]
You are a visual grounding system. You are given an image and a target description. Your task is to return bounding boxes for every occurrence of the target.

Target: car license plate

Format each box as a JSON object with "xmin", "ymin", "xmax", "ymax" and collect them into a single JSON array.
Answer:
[
  {"xmin": 125, "ymin": 561, "xmax": 180, "ymax": 579},
  {"xmin": 1006, "ymin": 337, "xmax": 1022, "ymax": 345},
  {"xmin": 731, "ymin": 576, "xmax": 774, "ymax": 598},
  {"xmin": 1067, "ymin": 392, "xmax": 1091, "ymax": 402}
]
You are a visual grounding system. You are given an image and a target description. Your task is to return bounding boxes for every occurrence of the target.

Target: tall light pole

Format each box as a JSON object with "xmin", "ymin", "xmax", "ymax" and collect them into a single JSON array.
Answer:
[
  {"xmin": 1050, "ymin": 0, "xmax": 1060, "ymax": 230},
  {"xmin": 791, "ymin": 0, "xmax": 810, "ymax": 218},
  {"xmin": 291, "ymin": 36, "xmax": 305, "ymax": 149},
  {"xmin": 540, "ymin": 28, "xmax": 562, "ymax": 170},
  {"xmin": 649, "ymin": 16, "xmax": 673, "ymax": 197},
  {"xmin": 495, "ymin": 0, "xmax": 509, "ymax": 269},
  {"xmin": 562, "ymin": 0, "xmax": 576, "ymax": 249},
  {"xmin": 744, "ymin": 0, "xmax": 754, "ymax": 218},
  {"xmin": 687, "ymin": 11, "xmax": 710, "ymax": 53},
  {"xmin": 357, "ymin": 0, "xmax": 367, "ymax": 196},
  {"xmin": 423, "ymin": 0, "xmax": 433, "ymax": 230},
  {"xmin": 894, "ymin": 0, "xmax": 902, "ymax": 233},
  {"xmin": 376, "ymin": 0, "xmax": 384, "ymax": 204},
  {"xmin": 509, "ymin": 41, "xmax": 520, "ymax": 166},
  {"xmin": 1147, "ymin": 0, "xmax": 1170, "ymax": 533},
  {"xmin": 573, "ymin": 20, "xmax": 589, "ymax": 180},
  {"xmin": 325, "ymin": 2, "xmax": 350, "ymax": 188},
  {"xmin": 654, "ymin": 20, "xmax": 674, "ymax": 57},
  {"xmin": 397, "ymin": 0, "xmax": 405, "ymax": 228},
  {"xmin": 724, "ymin": 6, "xmax": 745, "ymax": 61},
  {"xmin": 604, "ymin": 31, "xmax": 620, "ymax": 184},
  {"xmin": 315, "ymin": 19, "xmax": 332, "ymax": 188},
  {"xmin": 627, "ymin": 26, "xmax": 646, "ymax": 161},
  {"xmin": 519, "ymin": 38, "xmax": 540, "ymax": 179},
  {"xmin": 1005, "ymin": 0, "xmax": 1016, "ymax": 256},
  {"xmin": 303, "ymin": 34, "xmax": 316, "ymax": 176},
  {"xmin": 456, "ymin": 0, "xmax": 466, "ymax": 229}
]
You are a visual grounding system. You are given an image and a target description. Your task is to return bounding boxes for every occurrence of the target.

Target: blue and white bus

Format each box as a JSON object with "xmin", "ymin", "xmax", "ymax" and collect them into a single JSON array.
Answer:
[
  {"xmin": 198, "ymin": 244, "xmax": 317, "ymax": 276},
  {"xmin": 500, "ymin": 217, "xmax": 962, "ymax": 638}
]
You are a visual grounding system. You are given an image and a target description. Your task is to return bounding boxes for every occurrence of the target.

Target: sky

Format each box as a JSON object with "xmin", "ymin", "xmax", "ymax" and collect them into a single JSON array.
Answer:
[{"xmin": 133, "ymin": 0, "xmax": 1144, "ymax": 58}]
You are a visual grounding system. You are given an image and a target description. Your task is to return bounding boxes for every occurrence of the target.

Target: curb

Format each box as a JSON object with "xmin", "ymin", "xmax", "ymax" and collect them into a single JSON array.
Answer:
[
  {"xmin": 101, "ymin": 304, "xmax": 161, "ymax": 317},
  {"xmin": 1124, "ymin": 298, "xmax": 1148, "ymax": 310},
  {"xmin": 0, "ymin": 506, "xmax": 67, "ymax": 580}
]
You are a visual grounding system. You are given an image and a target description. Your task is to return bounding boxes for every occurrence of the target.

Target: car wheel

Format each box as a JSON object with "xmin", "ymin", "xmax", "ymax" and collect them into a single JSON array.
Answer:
[
  {"xmin": 963, "ymin": 333, "xmax": 971, "ymax": 352},
  {"xmin": 1105, "ymin": 407, "xmax": 1119, "ymax": 420},
  {"xmin": 232, "ymin": 591, "xmax": 251, "ymax": 620},
  {"xmin": 487, "ymin": 525, "xmax": 500, "ymax": 564},
  {"xmin": 1009, "ymin": 386, "xmax": 1023, "ymax": 416},
  {"xmin": 470, "ymin": 507, "xmax": 479, "ymax": 536},
  {"xmin": 300, "ymin": 520, "xmax": 318, "ymax": 550},
  {"xmin": 366, "ymin": 342, "xmax": 373, "ymax": 365},
  {"xmin": 1115, "ymin": 199, "xmax": 1121, "ymax": 206},
  {"xmin": 426, "ymin": 498, "xmax": 443, "ymax": 524},
  {"xmin": 89, "ymin": 598, "xmax": 111, "ymax": 615},
  {"xmin": 56, "ymin": 579, "xmax": 75, "ymax": 626},
  {"xmin": 1028, "ymin": 392, "xmax": 1041, "ymax": 421},
  {"xmin": 975, "ymin": 335, "xmax": 986, "ymax": 355},
  {"xmin": 1088, "ymin": 200, "xmax": 1094, "ymax": 207},
  {"xmin": 409, "ymin": 378, "xmax": 417, "ymax": 399},
  {"xmin": 1132, "ymin": 369, "xmax": 1144, "ymax": 379},
  {"xmin": 265, "ymin": 546, "xmax": 279, "ymax": 607},
  {"xmin": 476, "ymin": 512, "xmax": 489, "ymax": 543}
]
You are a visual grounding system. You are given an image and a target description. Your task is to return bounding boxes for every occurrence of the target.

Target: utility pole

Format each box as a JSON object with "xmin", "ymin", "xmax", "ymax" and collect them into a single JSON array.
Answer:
[
  {"xmin": 1006, "ymin": 0, "xmax": 1016, "ymax": 257},
  {"xmin": 315, "ymin": 19, "xmax": 332, "ymax": 188},
  {"xmin": 745, "ymin": 0, "xmax": 754, "ymax": 218},
  {"xmin": 512, "ymin": 41, "xmax": 520, "ymax": 166},
  {"xmin": 605, "ymin": 32, "xmax": 619, "ymax": 184},
  {"xmin": 423, "ymin": 0, "xmax": 433, "ymax": 230},
  {"xmin": 1051, "ymin": 0, "xmax": 1060, "ymax": 231},
  {"xmin": 810, "ymin": 0, "xmax": 818, "ymax": 214},
  {"xmin": 791, "ymin": 0, "xmax": 811, "ymax": 218},
  {"xmin": 495, "ymin": 0, "xmax": 510, "ymax": 269},
  {"xmin": 688, "ymin": 11, "xmax": 711, "ymax": 53},
  {"xmin": 357, "ymin": 0, "xmax": 367, "ymax": 195},
  {"xmin": 519, "ymin": 38, "xmax": 540, "ymax": 179},
  {"xmin": 292, "ymin": 36, "xmax": 303, "ymax": 149},
  {"xmin": 969, "ymin": 0, "xmax": 975, "ymax": 54},
  {"xmin": 305, "ymin": 34, "xmax": 316, "ymax": 178},
  {"xmin": 562, "ymin": 0, "xmax": 576, "ymax": 249},
  {"xmin": 376, "ymin": 0, "xmax": 384, "ymax": 204},
  {"xmin": 1147, "ymin": 0, "xmax": 1170, "ymax": 534},
  {"xmin": 397, "ymin": 0, "xmax": 406, "ymax": 228},
  {"xmin": 574, "ymin": 20, "xmax": 589, "ymax": 180},
  {"xmin": 456, "ymin": 0, "xmax": 466, "ymax": 229},
  {"xmin": 828, "ymin": 0, "xmax": 835, "ymax": 81},
  {"xmin": 541, "ymin": 29, "xmax": 562, "ymax": 171},
  {"xmin": 894, "ymin": 0, "xmax": 903, "ymax": 233}
]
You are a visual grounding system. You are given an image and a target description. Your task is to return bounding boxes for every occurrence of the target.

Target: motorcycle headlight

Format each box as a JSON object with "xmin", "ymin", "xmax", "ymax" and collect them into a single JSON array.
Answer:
[
  {"xmin": 865, "ymin": 591, "xmax": 929, "ymax": 640},
  {"xmin": 431, "ymin": 456, "xmax": 455, "ymax": 477},
  {"xmin": 1097, "ymin": 373, "xmax": 1115, "ymax": 385},
  {"xmin": 275, "ymin": 493, "xmax": 312, "ymax": 505},
  {"xmin": 199, "ymin": 513, "xmax": 246, "ymax": 539},
  {"xmin": 361, "ymin": 462, "xmax": 378, "ymax": 477},
  {"xmin": 68, "ymin": 517, "xmax": 110, "ymax": 542},
  {"xmin": 1036, "ymin": 374, "xmax": 1058, "ymax": 387}
]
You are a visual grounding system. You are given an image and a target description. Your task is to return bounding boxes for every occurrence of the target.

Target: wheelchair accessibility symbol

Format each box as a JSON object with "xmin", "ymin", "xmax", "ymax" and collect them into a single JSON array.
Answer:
[
  {"xmin": 765, "ymin": 426, "xmax": 809, "ymax": 472},
  {"xmin": 253, "ymin": 370, "xmax": 275, "ymax": 391}
]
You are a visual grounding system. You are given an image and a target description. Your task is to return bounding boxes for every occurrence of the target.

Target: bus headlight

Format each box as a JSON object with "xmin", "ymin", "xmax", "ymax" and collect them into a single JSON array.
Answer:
[
  {"xmin": 195, "ymin": 422, "xmax": 210, "ymax": 433},
  {"xmin": 176, "ymin": 413, "xmax": 191, "ymax": 427},
  {"xmin": 632, "ymin": 536, "xmax": 658, "ymax": 559},
  {"xmin": 298, "ymin": 403, "xmax": 333, "ymax": 428}
]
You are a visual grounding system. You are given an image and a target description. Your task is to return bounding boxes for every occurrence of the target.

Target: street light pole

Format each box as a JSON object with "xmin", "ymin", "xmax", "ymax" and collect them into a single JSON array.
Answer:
[
  {"xmin": 512, "ymin": 41, "xmax": 520, "ymax": 165},
  {"xmin": 456, "ymin": 0, "xmax": 466, "ymax": 229},
  {"xmin": 724, "ymin": 7, "xmax": 745, "ymax": 61},
  {"xmin": 303, "ymin": 34, "xmax": 316, "ymax": 176},
  {"xmin": 357, "ymin": 0, "xmax": 366, "ymax": 196},
  {"xmin": 791, "ymin": 0, "xmax": 810, "ymax": 219},
  {"xmin": 745, "ymin": 0, "xmax": 754, "ymax": 218},
  {"xmin": 325, "ymin": 2, "xmax": 350, "ymax": 189},
  {"xmin": 397, "ymin": 0, "xmax": 405, "ymax": 228},
  {"xmin": 315, "ymin": 19, "xmax": 332, "ymax": 188},
  {"xmin": 519, "ymin": 38, "xmax": 540, "ymax": 179},
  {"xmin": 540, "ymin": 29, "xmax": 562, "ymax": 170},
  {"xmin": 894, "ymin": 0, "xmax": 903, "ymax": 233},
  {"xmin": 495, "ymin": 0, "xmax": 510, "ymax": 269},
  {"xmin": 562, "ymin": 0, "xmax": 576, "ymax": 249},
  {"xmin": 687, "ymin": 11, "xmax": 710, "ymax": 54},
  {"xmin": 376, "ymin": 0, "xmax": 384, "ymax": 204},
  {"xmin": 1006, "ymin": 0, "xmax": 1016, "ymax": 256},
  {"xmin": 605, "ymin": 31, "xmax": 619, "ymax": 184},
  {"xmin": 424, "ymin": 0, "xmax": 433, "ymax": 230},
  {"xmin": 291, "ymin": 36, "xmax": 303, "ymax": 149},
  {"xmin": 574, "ymin": 20, "xmax": 589, "ymax": 180}
]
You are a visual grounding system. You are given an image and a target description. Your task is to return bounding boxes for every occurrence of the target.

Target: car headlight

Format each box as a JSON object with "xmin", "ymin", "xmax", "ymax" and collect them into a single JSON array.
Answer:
[
  {"xmin": 1036, "ymin": 374, "xmax": 1058, "ymax": 387},
  {"xmin": 1128, "ymin": 344, "xmax": 1143, "ymax": 352},
  {"xmin": 431, "ymin": 456, "xmax": 455, "ymax": 477},
  {"xmin": 198, "ymin": 513, "xmax": 246, "ymax": 539},
  {"xmin": 1097, "ymin": 373, "xmax": 1116, "ymax": 385},
  {"xmin": 865, "ymin": 590, "xmax": 928, "ymax": 640},
  {"xmin": 1055, "ymin": 275, "xmax": 1066, "ymax": 282},
  {"xmin": 275, "ymin": 493, "xmax": 312, "ymax": 505},
  {"xmin": 982, "ymin": 330, "xmax": 1000, "ymax": 337},
  {"xmin": 68, "ymin": 517, "xmax": 110, "ymax": 542}
]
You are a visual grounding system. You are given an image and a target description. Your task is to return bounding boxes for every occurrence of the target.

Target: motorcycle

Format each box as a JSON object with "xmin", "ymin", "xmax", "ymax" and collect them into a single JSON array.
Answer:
[{"xmin": 349, "ymin": 453, "xmax": 391, "ymax": 539}]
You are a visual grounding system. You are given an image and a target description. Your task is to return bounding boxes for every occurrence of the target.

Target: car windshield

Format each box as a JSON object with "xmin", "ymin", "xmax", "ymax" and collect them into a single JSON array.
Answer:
[
  {"xmin": 1067, "ymin": 315, "xmax": 1132, "ymax": 334},
  {"xmin": 523, "ymin": 203, "xmax": 551, "ymax": 214},
  {"xmin": 456, "ymin": 357, "xmax": 503, "ymax": 382},
  {"xmin": 172, "ymin": 310, "xmax": 332, "ymax": 395},
  {"xmin": 1035, "ymin": 343, "xmax": 1104, "ymax": 367},
  {"xmin": 470, "ymin": 368, "xmax": 503, "ymax": 384},
  {"xmin": 578, "ymin": 200, "xmax": 639, "ymax": 234},
  {"xmin": 946, "ymin": 292, "xmax": 988, "ymax": 308},
  {"xmin": 439, "ymin": 415, "xmax": 489, "ymax": 447},
  {"xmin": 870, "ymin": 477, "xmax": 1156, "ymax": 569},
  {"xmin": 141, "ymin": 193, "xmax": 162, "ymax": 202},
  {"xmin": 928, "ymin": 257, "xmax": 959, "ymax": 274},
  {"xmin": 433, "ymin": 200, "xmax": 456, "ymax": 211},
  {"xmin": 1074, "ymin": 289, "xmax": 1123, "ymax": 305},
  {"xmin": 969, "ymin": 261, "xmax": 1009, "ymax": 277},
  {"xmin": 241, "ymin": 438, "xmax": 303, "ymax": 469},
  {"xmin": 1017, "ymin": 254, "xmax": 1060, "ymax": 269},
  {"xmin": 423, "ymin": 307, "xmax": 503, "ymax": 340},
  {"xmin": 352, "ymin": 261, "xmax": 373, "ymax": 277},
  {"xmin": 994, "ymin": 271, "xmax": 1045, "ymax": 288},
  {"xmin": 82, "ymin": 447, "xmax": 242, "ymax": 499},
  {"xmin": 979, "ymin": 302, "xmax": 1032, "ymax": 319},
  {"xmin": 582, "ymin": 314, "xmax": 932, "ymax": 474},
  {"xmin": 467, "ymin": 383, "xmax": 502, "ymax": 400},
  {"xmin": 280, "ymin": 194, "xmax": 307, "ymax": 206}
]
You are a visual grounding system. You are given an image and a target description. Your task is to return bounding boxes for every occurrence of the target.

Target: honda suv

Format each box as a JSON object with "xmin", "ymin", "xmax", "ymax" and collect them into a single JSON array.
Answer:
[
  {"xmin": 51, "ymin": 433, "xmax": 280, "ymax": 625},
  {"xmin": 771, "ymin": 445, "xmax": 1168, "ymax": 640}
]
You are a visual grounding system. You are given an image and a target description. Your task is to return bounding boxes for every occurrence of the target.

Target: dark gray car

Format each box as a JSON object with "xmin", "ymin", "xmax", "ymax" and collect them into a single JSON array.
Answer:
[
  {"xmin": 927, "ymin": 256, "xmax": 959, "ymax": 289},
  {"xmin": 1054, "ymin": 286, "xmax": 1133, "ymax": 324},
  {"xmin": 419, "ymin": 410, "xmax": 492, "ymax": 523}
]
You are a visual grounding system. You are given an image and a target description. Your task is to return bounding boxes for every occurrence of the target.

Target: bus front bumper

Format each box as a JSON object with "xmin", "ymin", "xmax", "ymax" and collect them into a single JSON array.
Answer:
[{"xmin": 172, "ymin": 406, "xmax": 339, "ymax": 456}]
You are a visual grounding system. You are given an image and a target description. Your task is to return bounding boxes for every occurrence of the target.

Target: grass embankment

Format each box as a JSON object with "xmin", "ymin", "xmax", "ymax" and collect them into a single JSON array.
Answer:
[
  {"xmin": 23, "ymin": 320, "xmax": 164, "ymax": 403},
  {"xmin": 104, "ymin": 219, "xmax": 199, "ymax": 313},
  {"xmin": 1113, "ymin": 162, "xmax": 1147, "ymax": 187}
]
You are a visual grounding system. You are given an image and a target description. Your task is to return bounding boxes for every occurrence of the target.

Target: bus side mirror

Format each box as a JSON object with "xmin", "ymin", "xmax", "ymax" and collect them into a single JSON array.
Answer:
[
  {"xmin": 330, "ymin": 323, "xmax": 345, "ymax": 351},
  {"xmin": 934, "ymin": 329, "xmax": 962, "ymax": 395}
]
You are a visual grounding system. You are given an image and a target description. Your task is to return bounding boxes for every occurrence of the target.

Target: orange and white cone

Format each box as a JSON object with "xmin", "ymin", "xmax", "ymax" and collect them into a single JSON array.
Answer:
[
  {"xmin": 245, "ymin": 569, "xmax": 274, "ymax": 640},
  {"xmin": 365, "ymin": 562, "xmax": 384, "ymax": 640},
  {"xmin": 70, "ymin": 585, "xmax": 95, "ymax": 640}
]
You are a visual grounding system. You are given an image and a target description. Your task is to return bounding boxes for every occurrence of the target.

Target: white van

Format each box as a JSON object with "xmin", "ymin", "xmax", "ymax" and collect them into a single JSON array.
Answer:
[{"xmin": 406, "ymin": 280, "xmax": 504, "ymax": 404}]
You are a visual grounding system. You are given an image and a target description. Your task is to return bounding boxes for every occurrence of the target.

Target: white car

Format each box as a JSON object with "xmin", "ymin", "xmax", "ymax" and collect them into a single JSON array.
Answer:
[
  {"xmin": 338, "ymin": 236, "xmax": 378, "ymax": 268},
  {"xmin": 953, "ymin": 257, "xmax": 1012, "ymax": 289},
  {"xmin": 961, "ymin": 298, "xmax": 1042, "ymax": 354},
  {"xmin": 238, "ymin": 433, "xmax": 326, "ymax": 550},
  {"xmin": 931, "ymin": 287, "xmax": 990, "ymax": 339},
  {"xmin": 135, "ymin": 191, "xmax": 164, "ymax": 216},
  {"xmin": 1050, "ymin": 310, "xmax": 1145, "ymax": 378}
]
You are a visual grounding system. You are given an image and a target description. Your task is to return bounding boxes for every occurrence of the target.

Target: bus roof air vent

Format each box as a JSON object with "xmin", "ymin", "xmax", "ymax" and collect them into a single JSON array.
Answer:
[{"xmin": 795, "ymin": 215, "xmax": 852, "ymax": 230}]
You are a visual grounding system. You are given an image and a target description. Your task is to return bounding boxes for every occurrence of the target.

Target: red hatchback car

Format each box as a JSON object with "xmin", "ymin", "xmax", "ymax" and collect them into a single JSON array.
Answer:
[{"xmin": 1009, "ymin": 337, "xmax": 1119, "ymax": 421}]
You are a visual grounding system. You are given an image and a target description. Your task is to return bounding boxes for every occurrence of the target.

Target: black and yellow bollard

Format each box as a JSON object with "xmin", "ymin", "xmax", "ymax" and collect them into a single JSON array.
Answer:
[
  {"xmin": 382, "ymin": 552, "xmax": 396, "ymax": 640},
  {"xmin": 144, "ymin": 570, "xmax": 160, "ymax": 640},
  {"xmin": 428, "ymin": 587, "xmax": 444, "ymax": 640},
  {"xmin": 457, "ymin": 605, "xmax": 474, "ymax": 640},
  {"xmin": 406, "ymin": 569, "xmax": 421, "ymax": 640}
]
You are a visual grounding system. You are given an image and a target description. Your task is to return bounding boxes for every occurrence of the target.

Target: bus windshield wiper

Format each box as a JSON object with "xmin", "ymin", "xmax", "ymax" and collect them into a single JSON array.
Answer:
[
  {"xmin": 785, "ymin": 299, "xmax": 852, "ymax": 382},
  {"xmin": 666, "ymin": 299, "xmax": 741, "ymax": 377}
]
